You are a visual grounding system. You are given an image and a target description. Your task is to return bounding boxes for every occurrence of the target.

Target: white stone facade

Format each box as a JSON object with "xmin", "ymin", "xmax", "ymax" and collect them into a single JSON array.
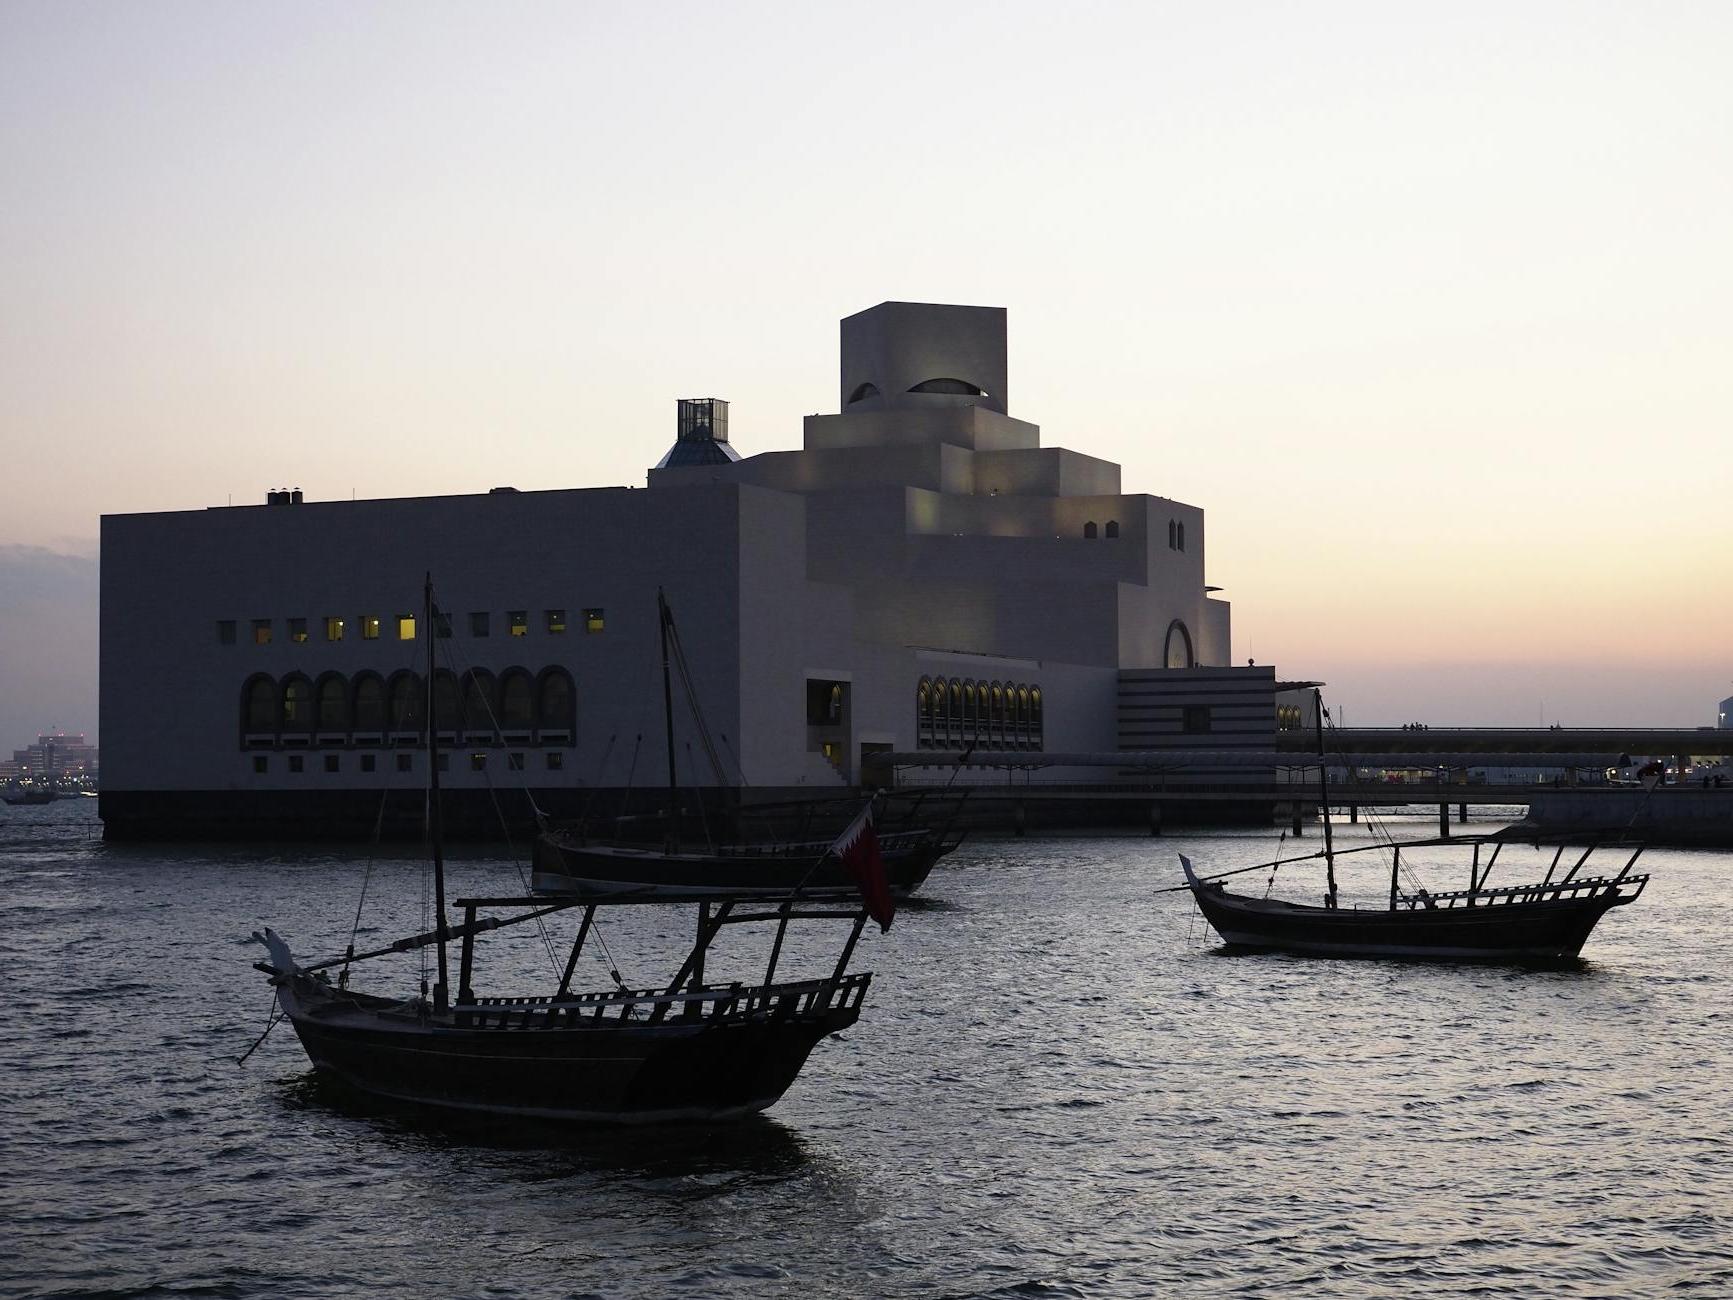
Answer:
[{"xmin": 97, "ymin": 302, "xmax": 1231, "ymax": 835}]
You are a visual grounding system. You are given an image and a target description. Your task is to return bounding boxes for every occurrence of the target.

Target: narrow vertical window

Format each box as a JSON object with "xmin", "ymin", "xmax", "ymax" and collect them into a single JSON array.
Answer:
[
  {"xmin": 1083, "ymin": 521, "xmax": 1097, "ymax": 539},
  {"xmin": 361, "ymin": 615, "xmax": 380, "ymax": 640},
  {"xmin": 397, "ymin": 753, "xmax": 413, "ymax": 773},
  {"xmin": 288, "ymin": 755, "xmax": 304, "ymax": 773},
  {"xmin": 252, "ymin": 755, "xmax": 268, "ymax": 774},
  {"xmin": 469, "ymin": 612, "xmax": 489, "ymax": 637},
  {"xmin": 289, "ymin": 617, "xmax": 308, "ymax": 643},
  {"xmin": 584, "ymin": 608, "xmax": 605, "ymax": 634},
  {"xmin": 324, "ymin": 754, "xmax": 340, "ymax": 772},
  {"xmin": 396, "ymin": 614, "xmax": 416, "ymax": 640},
  {"xmin": 1177, "ymin": 522, "xmax": 1186, "ymax": 552},
  {"xmin": 252, "ymin": 619, "xmax": 273, "ymax": 645},
  {"xmin": 360, "ymin": 753, "xmax": 376, "ymax": 773},
  {"xmin": 546, "ymin": 609, "xmax": 566, "ymax": 634},
  {"xmin": 1104, "ymin": 520, "xmax": 1119, "ymax": 539},
  {"xmin": 546, "ymin": 751, "xmax": 564, "ymax": 770},
  {"xmin": 508, "ymin": 610, "xmax": 528, "ymax": 637},
  {"xmin": 217, "ymin": 620, "xmax": 237, "ymax": 645},
  {"xmin": 325, "ymin": 616, "xmax": 345, "ymax": 641},
  {"xmin": 470, "ymin": 752, "xmax": 487, "ymax": 771}
]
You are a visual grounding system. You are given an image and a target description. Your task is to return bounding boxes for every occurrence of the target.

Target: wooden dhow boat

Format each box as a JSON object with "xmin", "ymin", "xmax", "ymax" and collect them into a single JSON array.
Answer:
[
  {"xmin": 531, "ymin": 590, "xmax": 960, "ymax": 900},
  {"xmin": 1173, "ymin": 690, "xmax": 1648, "ymax": 961},
  {"xmin": 252, "ymin": 578, "xmax": 894, "ymax": 1123}
]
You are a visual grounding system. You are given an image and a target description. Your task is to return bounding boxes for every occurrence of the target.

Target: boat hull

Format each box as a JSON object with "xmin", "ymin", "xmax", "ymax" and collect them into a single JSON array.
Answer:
[
  {"xmin": 274, "ymin": 977, "xmax": 859, "ymax": 1123},
  {"xmin": 530, "ymin": 832, "xmax": 951, "ymax": 900},
  {"xmin": 1187, "ymin": 886, "xmax": 1635, "ymax": 960}
]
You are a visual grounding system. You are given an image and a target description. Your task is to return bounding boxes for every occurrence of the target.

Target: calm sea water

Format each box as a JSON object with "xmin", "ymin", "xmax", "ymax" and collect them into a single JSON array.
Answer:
[{"xmin": 4, "ymin": 799, "xmax": 1730, "ymax": 1299}]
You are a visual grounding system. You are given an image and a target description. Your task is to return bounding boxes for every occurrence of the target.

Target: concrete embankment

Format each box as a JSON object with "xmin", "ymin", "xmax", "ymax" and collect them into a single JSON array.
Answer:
[{"xmin": 1515, "ymin": 788, "xmax": 1733, "ymax": 848}]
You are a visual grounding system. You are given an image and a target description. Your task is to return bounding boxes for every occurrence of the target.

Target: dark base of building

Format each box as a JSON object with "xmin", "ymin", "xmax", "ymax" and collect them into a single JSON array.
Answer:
[{"xmin": 98, "ymin": 787, "xmax": 1280, "ymax": 842}]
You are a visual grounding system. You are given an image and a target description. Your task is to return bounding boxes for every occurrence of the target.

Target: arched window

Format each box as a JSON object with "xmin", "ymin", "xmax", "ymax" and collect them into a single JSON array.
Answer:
[
  {"xmin": 1015, "ymin": 685, "xmax": 1031, "ymax": 747},
  {"xmin": 948, "ymin": 680, "xmax": 963, "ymax": 742},
  {"xmin": 1104, "ymin": 520, "xmax": 1119, "ymax": 539},
  {"xmin": 1177, "ymin": 521, "xmax": 1186, "ymax": 551},
  {"xmin": 387, "ymin": 671, "xmax": 423, "ymax": 731},
  {"xmin": 1164, "ymin": 620, "xmax": 1195, "ymax": 669},
  {"xmin": 962, "ymin": 679, "xmax": 977, "ymax": 736},
  {"xmin": 932, "ymin": 676, "xmax": 949, "ymax": 737},
  {"xmin": 538, "ymin": 667, "xmax": 576, "ymax": 732},
  {"xmin": 280, "ymin": 675, "xmax": 313, "ymax": 733},
  {"xmin": 976, "ymin": 683, "xmax": 991, "ymax": 741},
  {"xmin": 499, "ymin": 669, "xmax": 535, "ymax": 729},
  {"xmin": 461, "ymin": 669, "xmax": 499, "ymax": 732},
  {"xmin": 1083, "ymin": 520, "xmax": 1098, "ymax": 539},
  {"xmin": 431, "ymin": 669, "xmax": 461, "ymax": 732},
  {"xmin": 315, "ymin": 673, "xmax": 350, "ymax": 731},
  {"xmin": 242, "ymin": 675, "xmax": 277, "ymax": 732},
  {"xmin": 1167, "ymin": 519, "xmax": 1177, "ymax": 549},
  {"xmin": 1031, "ymin": 686, "xmax": 1043, "ymax": 747},
  {"xmin": 916, "ymin": 677, "xmax": 932, "ymax": 746},
  {"xmin": 352, "ymin": 673, "xmax": 386, "ymax": 732},
  {"xmin": 847, "ymin": 382, "xmax": 880, "ymax": 404},
  {"xmin": 990, "ymin": 682, "xmax": 1004, "ymax": 743}
]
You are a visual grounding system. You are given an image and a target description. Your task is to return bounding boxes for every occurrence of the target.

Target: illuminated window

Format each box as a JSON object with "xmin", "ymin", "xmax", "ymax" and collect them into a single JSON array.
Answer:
[
  {"xmin": 288, "ymin": 755, "xmax": 304, "ymax": 774},
  {"xmin": 281, "ymin": 677, "xmax": 311, "ymax": 726},
  {"xmin": 508, "ymin": 752, "xmax": 524, "ymax": 771},
  {"xmin": 252, "ymin": 755, "xmax": 267, "ymax": 774},
  {"xmin": 470, "ymin": 752, "xmax": 487, "ymax": 771},
  {"xmin": 289, "ymin": 618, "xmax": 308, "ymax": 643},
  {"xmin": 508, "ymin": 610, "xmax": 528, "ymax": 637},
  {"xmin": 546, "ymin": 751, "xmax": 564, "ymax": 770},
  {"xmin": 252, "ymin": 619, "xmax": 273, "ymax": 645},
  {"xmin": 584, "ymin": 608, "xmax": 605, "ymax": 634},
  {"xmin": 361, "ymin": 615, "xmax": 380, "ymax": 641},
  {"xmin": 325, "ymin": 616, "xmax": 345, "ymax": 642},
  {"xmin": 470, "ymin": 612, "xmax": 489, "ymax": 637},
  {"xmin": 217, "ymin": 620, "xmax": 237, "ymax": 645},
  {"xmin": 546, "ymin": 609, "xmax": 566, "ymax": 634},
  {"xmin": 397, "ymin": 615, "xmax": 416, "ymax": 640},
  {"xmin": 324, "ymin": 754, "xmax": 340, "ymax": 773}
]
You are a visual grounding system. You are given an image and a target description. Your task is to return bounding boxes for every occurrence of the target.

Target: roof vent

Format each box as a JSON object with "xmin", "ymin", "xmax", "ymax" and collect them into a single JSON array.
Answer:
[
  {"xmin": 655, "ymin": 398, "xmax": 742, "ymax": 469},
  {"xmin": 265, "ymin": 488, "xmax": 304, "ymax": 506}
]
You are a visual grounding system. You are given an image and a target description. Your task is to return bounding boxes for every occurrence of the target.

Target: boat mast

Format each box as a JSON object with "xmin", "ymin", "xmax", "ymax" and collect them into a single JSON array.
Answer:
[
  {"xmin": 1315, "ymin": 688, "xmax": 1338, "ymax": 909},
  {"xmin": 425, "ymin": 574, "xmax": 451, "ymax": 1012},
  {"xmin": 658, "ymin": 589, "xmax": 679, "ymax": 854}
]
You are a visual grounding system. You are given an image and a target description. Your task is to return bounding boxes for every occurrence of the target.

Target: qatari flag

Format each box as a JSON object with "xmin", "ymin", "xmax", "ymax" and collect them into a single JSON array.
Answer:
[{"xmin": 831, "ymin": 800, "xmax": 894, "ymax": 932}]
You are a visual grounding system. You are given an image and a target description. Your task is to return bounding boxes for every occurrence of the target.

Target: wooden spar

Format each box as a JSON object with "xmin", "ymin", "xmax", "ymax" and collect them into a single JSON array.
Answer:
[
  {"xmin": 425, "ymin": 574, "xmax": 451, "ymax": 1013},
  {"xmin": 1315, "ymin": 689, "xmax": 1338, "ymax": 908},
  {"xmin": 555, "ymin": 904, "xmax": 597, "ymax": 997},
  {"xmin": 1469, "ymin": 843, "xmax": 1481, "ymax": 891},
  {"xmin": 658, "ymin": 589, "xmax": 679, "ymax": 855},
  {"xmin": 830, "ymin": 908, "xmax": 870, "ymax": 984},
  {"xmin": 1559, "ymin": 843, "xmax": 1596, "ymax": 883},
  {"xmin": 762, "ymin": 901, "xmax": 792, "ymax": 989},
  {"xmin": 457, "ymin": 903, "xmax": 477, "ymax": 1003},
  {"xmin": 1611, "ymin": 846, "xmax": 1646, "ymax": 884},
  {"xmin": 1541, "ymin": 844, "xmax": 1565, "ymax": 885},
  {"xmin": 693, "ymin": 901, "xmax": 710, "ymax": 994},
  {"xmin": 1389, "ymin": 844, "xmax": 1400, "ymax": 910},
  {"xmin": 652, "ymin": 900, "xmax": 735, "ymax": 1020},
  {"xmin": 292, "ymin": 900, "xmax": 581, "ymax": 974}
]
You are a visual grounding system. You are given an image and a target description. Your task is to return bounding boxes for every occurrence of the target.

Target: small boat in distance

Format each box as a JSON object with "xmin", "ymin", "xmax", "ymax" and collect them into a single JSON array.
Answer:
[
  {"xmin": 2, "ymin": 787, "xmax": 56, "ymax": 806},
  {"xmin": 1173, "ymin": 690, "xmax": 1648, "ymax": 961},
  {"xmin": 531, "ymin": 589, "xmax": 961, "ymax": 900},
  {"xmin": 252, "ymin": 577, "xmax": 893, "ymax": 1123}
]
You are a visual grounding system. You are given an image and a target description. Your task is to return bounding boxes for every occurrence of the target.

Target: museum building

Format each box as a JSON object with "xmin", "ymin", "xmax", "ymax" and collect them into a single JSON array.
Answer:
[{"xmin": 98, "ymin": 301, "xmax": 1262, "ymax": 838}]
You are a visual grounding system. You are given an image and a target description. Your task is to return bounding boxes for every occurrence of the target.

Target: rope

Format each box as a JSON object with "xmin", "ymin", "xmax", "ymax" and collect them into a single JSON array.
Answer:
[
  {"xmin": 235, "ymin": 993, "xmax": 286, "ymax": 1067},
  {"xmin": 340, "ymin": 786, "xmax": 392, "ymax": 989}
]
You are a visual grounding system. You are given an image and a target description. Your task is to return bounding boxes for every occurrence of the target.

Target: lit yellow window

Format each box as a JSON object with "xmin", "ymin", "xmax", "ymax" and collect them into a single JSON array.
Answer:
[
  {"xmin": 252, "ymin": 619, "xmax": 272, "ymax": 645},
  {"xmin": 325, "ymin": 616, "xmax": 345, "ymax": 642},
  {"xmin": 289, "ymin": 617, "xmax": 308, "ymax": 643},
  {"xmin": 397, "ymin": 614, "xmax": 416, "ymax": 640},
  {"xmin": 584, "ymin": 608, "xmax": 605, "ymax": 634},
  {"xmin": 361, "ymin": 615, "xmax": 380, "ymax": 640},
  {"xmin": 546, "ymin": 609, "xmax": 566, "ymax": 634},
  {"xmin": 508, "ymin": 610, "xmax": 528, "ymax": 637}
]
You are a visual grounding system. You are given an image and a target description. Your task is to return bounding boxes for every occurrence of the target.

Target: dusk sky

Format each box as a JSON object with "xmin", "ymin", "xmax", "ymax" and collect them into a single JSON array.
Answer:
[{"xmin": 2, "ymin": 2, "xmax": 1729, "ymax": 745}]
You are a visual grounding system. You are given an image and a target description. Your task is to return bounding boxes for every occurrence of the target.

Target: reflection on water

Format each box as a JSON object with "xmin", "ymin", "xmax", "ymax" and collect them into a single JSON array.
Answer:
[{"xmin": 5, "ymin": 801, "xmax": 1733, "ymax": 1298}]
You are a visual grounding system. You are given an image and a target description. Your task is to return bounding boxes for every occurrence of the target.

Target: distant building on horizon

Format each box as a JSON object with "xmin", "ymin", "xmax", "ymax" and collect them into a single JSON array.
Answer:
[
  {"xmin": 1720, "ymin": 694, "xmax": 1732, "ymax": 730},
  {"xmin": 1, "ymin": 731, "xmax": 99, "ymax": 782},
  {"xmin": 98, "ymin": 301, "xmax": 1275, "ymax": 839}
]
